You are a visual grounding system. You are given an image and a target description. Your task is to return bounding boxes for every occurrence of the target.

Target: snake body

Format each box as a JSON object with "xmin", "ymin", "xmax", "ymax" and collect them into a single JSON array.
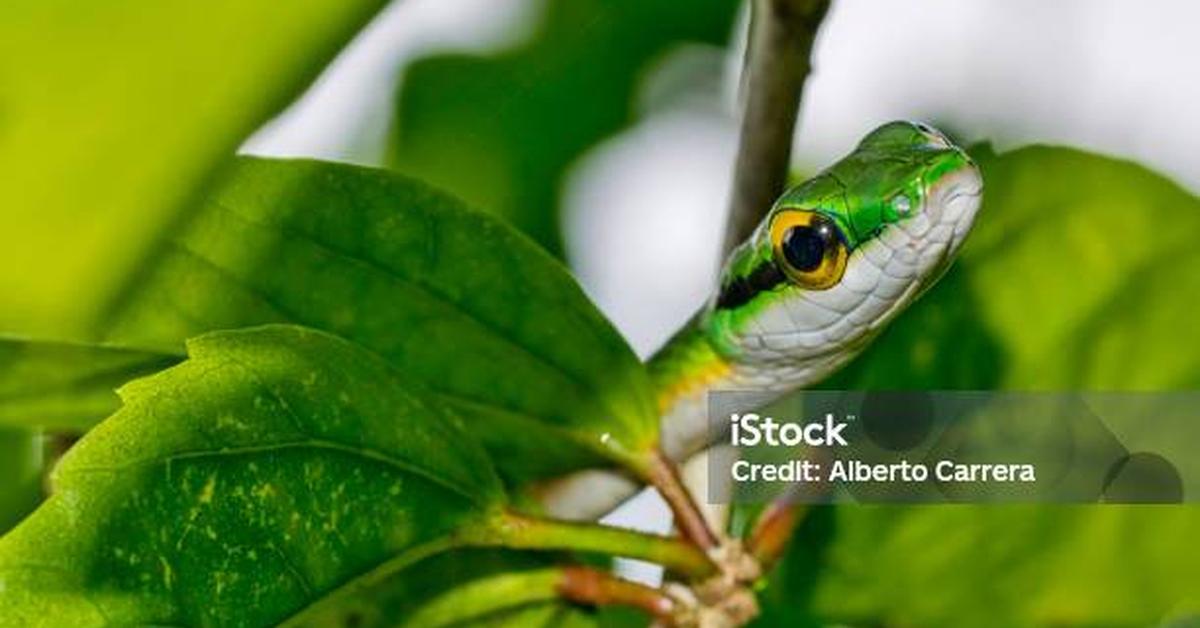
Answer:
[{"xmin": 546, "ymin": 121, "xmax": 983, "ymax": 518}]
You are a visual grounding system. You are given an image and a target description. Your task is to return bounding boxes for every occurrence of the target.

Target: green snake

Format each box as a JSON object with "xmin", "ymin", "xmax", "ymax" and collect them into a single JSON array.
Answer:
[{"xmin": 545, "ymin": 121, "xmax": 983, "ymax": 518}]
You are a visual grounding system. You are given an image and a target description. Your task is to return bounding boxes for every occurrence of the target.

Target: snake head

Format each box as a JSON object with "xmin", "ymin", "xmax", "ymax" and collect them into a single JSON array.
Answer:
[{"xmin": 703, "ymin": 120, "xmax": 983, "ymax": 380}]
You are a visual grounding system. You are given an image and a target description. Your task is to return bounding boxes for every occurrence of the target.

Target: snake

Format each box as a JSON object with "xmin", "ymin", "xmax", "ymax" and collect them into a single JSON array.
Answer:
[{"xmin": 543, "ymin": 120, "xmax": 984, "ymax": 519}]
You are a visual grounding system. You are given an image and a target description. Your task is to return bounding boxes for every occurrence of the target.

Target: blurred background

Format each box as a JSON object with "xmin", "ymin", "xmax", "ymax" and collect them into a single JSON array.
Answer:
[{"xmin": 244, "ymin": 0, "xmax": 1200, "ymax": 357}]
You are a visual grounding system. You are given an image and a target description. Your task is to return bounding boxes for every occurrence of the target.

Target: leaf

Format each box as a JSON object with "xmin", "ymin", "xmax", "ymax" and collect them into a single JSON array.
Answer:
[
  {"xmin": 768, "ymin": 505, "xmax": 1200, "ymax": 628},
  {"xmin": 0, "ymin": 0, "xmax": 387, "ymax": 336},
  {"xmin": 93, "ymin": 157, "xmax": 659, "ymax": 486},
  {"xmin": 0, "ymin": 429, "xmax": 41, "ymax": 534},
  {"xmin": 389, "ymin": 0, "xmax": 740, "ymax": 254},
  {"xmin": 0, "ymin": 338, "xmax": 179, "ymax": 431},
  {"xmin": 0, "ymin": 325, "xmax": 505, "ymax": 627},
  {"xmin": 760, "ymin": 145, "xmax": 1200, "ymax": 626}
]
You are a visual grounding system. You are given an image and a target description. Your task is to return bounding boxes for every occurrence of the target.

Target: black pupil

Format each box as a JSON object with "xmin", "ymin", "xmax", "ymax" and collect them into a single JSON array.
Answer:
[{"xmin": 782, "ymin": 219, "xmax": 836, "ymax": 272}]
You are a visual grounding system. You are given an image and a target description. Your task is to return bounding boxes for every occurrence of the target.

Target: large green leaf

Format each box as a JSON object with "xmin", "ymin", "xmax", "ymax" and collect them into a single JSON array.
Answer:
[
  {"xmin": 389, "ymin": 0, "xmax": 740, "ymax": 254},
  {"xmin": 0, "ymin": 325, "xmax": 506, "ymax": 626},
  {"xmin": 0, "ymin": 0, "xmax": 387, "ymax": 336},
  {"xmin": 760, "ymin": 145, "xmax": 1200, "ymax": 626},
  {"xmin": 92, "ymin": 157, "xmax": 659, "ymax": 486},
  {"xmin": 0, "ymin": 338, "xmax": 179, "ymax": 431}
]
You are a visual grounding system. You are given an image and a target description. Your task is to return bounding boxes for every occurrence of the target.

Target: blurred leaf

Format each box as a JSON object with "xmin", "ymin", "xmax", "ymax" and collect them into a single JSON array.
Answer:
[
  {"xmin": 0, "ymin": 0, "xmax": 387, "ymax": 335},
  {"xmin": 826, "ymin": 143, "xmax": 1200, "ymax": 392},
  {"xmin": 0, "ymin": 325, "xmax": 506, "ymax": 626},
  {"xmin": 94, "ymin": 157, "xmax": 659, "ymax": 487},
  {"xmin": 766, "ymin": 505, "xmax": 1200, "ymax": 628},
  {"xmin": 761, "ymin": 145, "xmax": 1200, "ymax": 626},
  {"xmin": 0, "ymin": 338, "xmax": 178, "ymax": 431},
  {"xmin": 0, "ymin": 429, "xmax": 41, "ymax": 534},
  {"xmin": 389, "ymin": 0, "xmax": 740, "ymax": 254}
]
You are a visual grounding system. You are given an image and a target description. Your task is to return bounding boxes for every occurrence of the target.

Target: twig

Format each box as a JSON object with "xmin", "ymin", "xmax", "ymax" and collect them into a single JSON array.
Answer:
[
  {"xmin": 490, "ymin": 511, "xmax": 717, "ymax": 580},
  {"xmin": 745, "ymin": 448, "xmax": 831, "ymax": 569},
  {"xmin": 402, "ymin": 566, "xmax": 678, "ymax": 626},
  {"xmin": 723, "ymin": 0, "xmax": 831, "ymax": 256},
  {"xmin": 646, "ymin": 448, "xmax": 721, "ymax": 551},
  {"xmin": 745, "ymin": 502, "xmax": 807, "ymax": 569},
  {"xmin": 558, "ymin": 565, "xmax": 678, "ymax": 623}
]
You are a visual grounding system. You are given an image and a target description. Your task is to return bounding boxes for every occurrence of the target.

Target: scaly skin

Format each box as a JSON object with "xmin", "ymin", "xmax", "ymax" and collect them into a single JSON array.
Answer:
[
  {"xmin": 652, "ymin": 120, "xmax": 983, "ymax": 460},
  {"xmin": 544, "ymin": 121, "xmax": 983, "ymax": 519}
]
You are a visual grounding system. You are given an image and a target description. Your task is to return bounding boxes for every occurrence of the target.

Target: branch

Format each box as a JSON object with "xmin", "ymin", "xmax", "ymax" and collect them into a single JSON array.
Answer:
[
  {"xmin": 745, "ymin": 502, "xmax": 806, "ymax": 569},
  {"xmin": 646, "ymin": 448, "xmax": 721, "ymax": 551},
  {"xmin": 722, "ymin": 0, "xmax": 831, "ymax": 256},
  {"xmin": 403, "ymin": 566, "xmax": 678, "ymax": 626},
  {"xmin": 489, "ymin": 511, "xmax": 717, "ymax": 580},
  {"xmin": 558, "ymin": 565, "xmax": 678, "ymax": 623}
]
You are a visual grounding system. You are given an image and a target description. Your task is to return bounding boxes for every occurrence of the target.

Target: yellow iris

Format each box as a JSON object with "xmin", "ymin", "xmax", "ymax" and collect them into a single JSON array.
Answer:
[{"xmin": 769, "ymin": 210, "xmax": 849, "ymax": 290}]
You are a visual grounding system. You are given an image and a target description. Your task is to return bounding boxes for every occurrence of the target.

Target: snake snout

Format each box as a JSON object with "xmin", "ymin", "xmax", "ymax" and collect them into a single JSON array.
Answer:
[{"xmin": 925, "ymin": 163, "xmax": 983, "ymax": 253}]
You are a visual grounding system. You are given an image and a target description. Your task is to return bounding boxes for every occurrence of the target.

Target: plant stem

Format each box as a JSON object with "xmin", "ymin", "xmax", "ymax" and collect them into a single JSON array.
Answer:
[
  {"xmin": 746, "ymin": 502, "xmax": 807, "ymax": 569},
  {"xmin": 405, "ymin": 564, "xmax": 679, "ymax": 626},
  {"xmin": 487, "ymin": 510, "xmax": 717, "ymax": 580},
  {"xmin": 557, "ymin": 565, "xmax": 677, "ymax": 622},
  {"xmin": 401, "ymin": 568, "xmax": 563, "ymax": 627},
  {"xmin": 646, "ymin": 448, "xmax": 721, "ymax": 551},
  {"xmin": 722, "ymin": 0, "xmax": 830, "ymax": 256}
]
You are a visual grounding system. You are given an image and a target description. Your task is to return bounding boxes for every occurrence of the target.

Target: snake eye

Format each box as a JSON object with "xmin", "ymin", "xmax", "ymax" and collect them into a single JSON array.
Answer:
[{"xmin": 769, "ymin": 211, "xmax": 849, "ymax": 290}]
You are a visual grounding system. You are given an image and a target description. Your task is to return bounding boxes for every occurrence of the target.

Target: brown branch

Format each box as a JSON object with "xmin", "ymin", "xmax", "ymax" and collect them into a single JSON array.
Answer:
[
  {"xmin": 646, "ymin": 448, "xmax": 721, "ymax": 552},
  {"xmin": 722, "ymin": 0, "xmax": 831, "ymax": 256},
  {"xmin": 557, "ymin": 565, "xmax": 678, "ymax": 624},
  {"xmin": 745, "ymin": 502, "xmax": 807, "ymax": 569}
]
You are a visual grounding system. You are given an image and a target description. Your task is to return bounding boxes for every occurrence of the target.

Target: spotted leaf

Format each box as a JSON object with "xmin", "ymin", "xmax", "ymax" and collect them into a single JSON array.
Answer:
[{"xmin": 0, "ymin": 325, "xmax": 503, "ymax": 626}]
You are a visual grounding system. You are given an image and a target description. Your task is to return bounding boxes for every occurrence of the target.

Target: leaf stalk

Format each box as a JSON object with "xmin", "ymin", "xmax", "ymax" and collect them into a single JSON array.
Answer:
[{"xmin": 486, "ymin": 511, "xmax": 717, "ymax": 580}]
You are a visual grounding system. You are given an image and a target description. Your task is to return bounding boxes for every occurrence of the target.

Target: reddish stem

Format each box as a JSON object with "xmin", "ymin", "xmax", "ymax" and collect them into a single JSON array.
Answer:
[
  {"xmin": 557, "ymin": 565, "xmax": 677, "ymax": 623},
  {"xmin": 646, "ymin": 448, "xmax": 720, "ymax": 551},
  {"xmin": 746, "ymin": 502, "xmax": 806, "ymax": 569}
]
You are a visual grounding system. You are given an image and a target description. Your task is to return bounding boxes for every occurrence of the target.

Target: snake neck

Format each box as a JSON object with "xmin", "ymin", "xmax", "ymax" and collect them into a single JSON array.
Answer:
[
  {"xmin": 647, "ymin": 313, "xmax": 734, "ymax": 459},
  {"xmin": 647, "ymin": 309, "xmax": 868, "ymax": 461},
  {"xmin": 649, "ymin": 315, "xmax": 732, "ymax": 414}
]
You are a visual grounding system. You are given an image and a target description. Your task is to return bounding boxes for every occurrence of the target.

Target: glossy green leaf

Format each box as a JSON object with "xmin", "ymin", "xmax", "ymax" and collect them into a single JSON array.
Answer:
[
  {"xmin": 389, "ymin": 0, "xmax": 740, "ymax": 254},
  {"xmin": 91, "ymin": 157, "xmax": 659, "ymax": 486},
  {"xmin": 0, "ymin": 338, "xmax": 179, "ymax": 431},
  {"xmin": 0, "ymin": 0, "xmax": 386, "ymax": 336},
  {"xmin": 760, "ymin": 145, "xmax": 1200, "ymax": 626},
  {"xmin": 0, "ymin": 325, "xmax": 505, "ymax": 626}
]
